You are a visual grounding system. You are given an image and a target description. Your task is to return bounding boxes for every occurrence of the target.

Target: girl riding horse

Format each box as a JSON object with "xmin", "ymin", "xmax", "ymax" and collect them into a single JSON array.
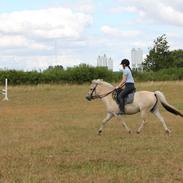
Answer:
[{"xmin": 116, "ymin": 59, "xmax": 136, "ymax": 115}]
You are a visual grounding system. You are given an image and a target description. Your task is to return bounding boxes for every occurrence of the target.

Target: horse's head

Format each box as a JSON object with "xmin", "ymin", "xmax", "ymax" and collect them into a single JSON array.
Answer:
[
  {"xmin": 85, "ymin": 79, "xmax": 101, "ymax": 101},
  {"xmin": 85, "ymin": 79, "xmax": 113, "ymax": 101}
]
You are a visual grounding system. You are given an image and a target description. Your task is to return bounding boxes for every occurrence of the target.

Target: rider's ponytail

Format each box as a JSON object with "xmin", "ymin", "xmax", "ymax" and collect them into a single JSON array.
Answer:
[{"xmin": 128, "ymin": 65, "xmax": 132, "ymax": 72}]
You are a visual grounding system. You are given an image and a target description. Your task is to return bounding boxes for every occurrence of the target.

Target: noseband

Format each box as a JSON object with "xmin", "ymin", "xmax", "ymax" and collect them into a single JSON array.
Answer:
[
  {"xmin": 89, "ymin": 83, "xmax": 115, "ymax": 100},
  {"xmin": 89, "ymin": 83, "xmax": 99, "ymax": 100}
]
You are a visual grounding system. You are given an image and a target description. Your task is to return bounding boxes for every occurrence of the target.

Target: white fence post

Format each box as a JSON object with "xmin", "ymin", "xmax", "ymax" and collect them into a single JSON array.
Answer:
[{"xmin": 2, "ymin": 78, "xmax": 8, "ymax": 101}]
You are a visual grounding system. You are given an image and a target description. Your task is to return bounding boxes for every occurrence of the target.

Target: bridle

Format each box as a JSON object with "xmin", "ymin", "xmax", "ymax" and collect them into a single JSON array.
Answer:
[{"xmin": 89, "ymin": 83, "xmax": 115, "ymax": 100}]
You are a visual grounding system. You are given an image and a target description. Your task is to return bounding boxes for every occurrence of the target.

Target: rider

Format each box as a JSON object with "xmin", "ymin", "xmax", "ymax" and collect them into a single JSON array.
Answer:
[{"xmin": 116, "ymin": 59, "xmax": 136, "ymax": 115}]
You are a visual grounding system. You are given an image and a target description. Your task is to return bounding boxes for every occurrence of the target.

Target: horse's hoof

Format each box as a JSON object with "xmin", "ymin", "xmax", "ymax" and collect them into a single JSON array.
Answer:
[
  {"xmin": 136, "ymin": 131, "xmax": 140, "ymax": 134},
  {"xmin": 98, "ymin": 130, "xmax": 102, "ymax": 135},
  {"xmin": 128, "ymin": 130, "xmax": 132, "ymax": 134},
  {"xmin": 165, "ymin": 129, "xmax": 171, "ymax": 135}
]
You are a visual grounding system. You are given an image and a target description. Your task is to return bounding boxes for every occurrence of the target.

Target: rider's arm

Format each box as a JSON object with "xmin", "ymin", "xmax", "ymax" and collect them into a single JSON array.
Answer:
[{"xmin": 116, "ymin": 75, "xmax": 127, "ymax": 89}]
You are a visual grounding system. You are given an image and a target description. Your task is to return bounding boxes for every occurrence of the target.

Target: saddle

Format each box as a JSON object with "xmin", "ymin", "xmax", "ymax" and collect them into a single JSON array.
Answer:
[{"xmin": 112, "ymin": 88, "xmax": 135, "ymax": 105}]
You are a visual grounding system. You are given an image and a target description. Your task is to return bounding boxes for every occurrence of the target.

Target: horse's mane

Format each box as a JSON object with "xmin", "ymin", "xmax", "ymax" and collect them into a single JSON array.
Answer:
[{"xmin": 92, "ymin": 79, "xmax": 114, "ymax": 88}]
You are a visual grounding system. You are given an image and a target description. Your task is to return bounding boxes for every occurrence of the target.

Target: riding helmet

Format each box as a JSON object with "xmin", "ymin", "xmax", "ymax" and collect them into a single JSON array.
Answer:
[{"xmin": 120, "ymin": 59, "xmax": 130, "ymax": 66}]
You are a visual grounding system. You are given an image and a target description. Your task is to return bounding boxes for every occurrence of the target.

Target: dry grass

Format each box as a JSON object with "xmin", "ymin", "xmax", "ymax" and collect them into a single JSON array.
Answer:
[{"xmin": 0, "ymin": 82, "xmax": 183, "ymax": 183}]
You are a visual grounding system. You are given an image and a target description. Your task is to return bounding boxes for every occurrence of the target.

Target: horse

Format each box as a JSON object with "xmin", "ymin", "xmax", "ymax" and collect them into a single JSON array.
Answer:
[{"xmin": 85, "ymin": 79, "xmax": 183, "ymax": 135}]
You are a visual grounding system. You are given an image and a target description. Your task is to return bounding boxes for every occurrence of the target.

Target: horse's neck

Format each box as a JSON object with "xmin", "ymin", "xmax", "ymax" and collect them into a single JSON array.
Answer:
[
  {"xmin": 98, "ymin": 85, "xmax": 114, "ymax": 95},
  {"xmin": 99, "ymin": 85, "xmax": 116, "ymax": 107}
]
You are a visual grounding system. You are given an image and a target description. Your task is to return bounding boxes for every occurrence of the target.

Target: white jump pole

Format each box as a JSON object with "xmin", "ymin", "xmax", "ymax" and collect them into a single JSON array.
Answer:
[{"xmin": 2, "ymin": 78, "xmax": 8, "ymax": 101}]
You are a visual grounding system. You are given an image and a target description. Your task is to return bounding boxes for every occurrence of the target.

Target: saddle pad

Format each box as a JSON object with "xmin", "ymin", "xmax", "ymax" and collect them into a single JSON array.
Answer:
[
  {"xmin": 125, "ymin": 92, "xmax": 135, "ymax": 104},
  {"xmin": 112, "ymin": 89, "xmax": 135, "ymax": 105}
]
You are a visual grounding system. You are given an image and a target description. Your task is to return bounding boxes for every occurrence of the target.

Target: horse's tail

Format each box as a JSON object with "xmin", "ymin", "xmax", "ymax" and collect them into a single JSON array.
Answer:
[{"xmin": 154, "ymin": 91, "xmax": 183, "ymax": 117}]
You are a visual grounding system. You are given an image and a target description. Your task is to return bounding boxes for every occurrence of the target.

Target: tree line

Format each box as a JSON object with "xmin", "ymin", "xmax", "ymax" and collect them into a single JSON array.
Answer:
[
  {"xmin": 0, "ymin": 64, "xmax": 182, "ymax": 85},
  {"xmin": 0, "ymin": 65, "xmax": 119, "ymax": 85}
]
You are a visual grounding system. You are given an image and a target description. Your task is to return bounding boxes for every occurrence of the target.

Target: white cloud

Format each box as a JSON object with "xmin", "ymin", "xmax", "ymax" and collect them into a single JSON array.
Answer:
[
  {"xmin": 0, "ymin": 54, "xmax": 82, "ymax": 71},
  {"xmin": 0, "ymin": 7, "xmax": 93, "ymax": 69},
  {"xmin": 101, "ymin": 25, "xmax": 142, "ymax": 37},
  {"xmin": 0, "ymin": 8, "xmax": 92, "ymax": 40},
  {"xmin": 111, "ymin": 6, "xmax": 140, "ymax": 14},
  {"xmin": 58, "ymin": 0, "xmax": 94, "ymax": 14},
  {"xmin": 0, "ymin": 35, "xmax": 27, "ymax": 48},
  {"xmin": 0, "ymin": 34, "xmax": 51, "ymax": 51},
  {"xmin": 69, "ymin": 0, "xmax": 94, "ymax": 14},
  {"xmin": 29, "ymin": 42, "xmax": 51, "ymax": 51},
  {"xmin": 130, "ymin": 41, "xmax": 148, "ymax": 48},
  {"xmin": 158, "ymin": 3, "xmax": 183, "ymax": 26},
  {"xmin": 113, "ymin": 0, "xmax": 183, "ymax": 26}
]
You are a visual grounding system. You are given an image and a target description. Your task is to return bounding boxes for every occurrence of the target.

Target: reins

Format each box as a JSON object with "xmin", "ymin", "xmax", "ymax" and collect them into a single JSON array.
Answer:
[{"xmin": 96, "ymin": 89, "xmax": 115, "ymax": 99}]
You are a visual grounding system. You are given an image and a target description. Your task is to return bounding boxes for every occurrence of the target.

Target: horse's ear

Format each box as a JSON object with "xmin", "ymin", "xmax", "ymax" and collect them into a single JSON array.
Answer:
[
  {"xmin": 96, "ymin": 79, "xmax": 102, "ymax": 84},
  {"xmin": 92, "ymin": 79, "xmax": 103, "ymax": 84},
  {"xmin": 92, "ymin": 79, "xmax": 100, "ymax": 84},
  {"xmin": 92, "ymin": 79, "xmax": 97, "ymax": 84}
]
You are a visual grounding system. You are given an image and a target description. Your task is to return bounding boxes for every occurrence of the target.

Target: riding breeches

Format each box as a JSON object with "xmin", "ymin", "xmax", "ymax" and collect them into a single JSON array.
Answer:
[{"xmin": 118, "ymin": 83, "xmax": 135, "ymax": 112}]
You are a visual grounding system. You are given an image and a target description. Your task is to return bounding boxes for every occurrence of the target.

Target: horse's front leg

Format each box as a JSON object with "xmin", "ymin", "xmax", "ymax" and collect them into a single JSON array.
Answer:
[
  {"xmin": 98, "ymin": 112, "xmax": 113, "ymax": 135},
  {"xmin": 121, "ymin": 120, "xmax": 131, "ymax": 134},
  {"xmin": 113, "ymin": 113, "xmax": 131, "ymax": 133},
  {"xmin": 137, "ymin": 109, "xmax": 147, "ymax": 134}
]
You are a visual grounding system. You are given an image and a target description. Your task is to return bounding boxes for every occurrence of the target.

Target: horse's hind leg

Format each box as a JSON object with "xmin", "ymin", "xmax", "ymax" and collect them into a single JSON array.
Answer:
[
  {"xmin": 98, "ymin": 112, "xmax": 113, "ymax": 135},
  {"xmin": 153, "ymin": 107, "xmax": 171, "ymax": 134}
]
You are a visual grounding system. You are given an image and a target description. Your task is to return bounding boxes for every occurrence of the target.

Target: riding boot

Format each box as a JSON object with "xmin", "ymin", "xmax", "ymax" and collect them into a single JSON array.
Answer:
[{"xmin": 117, "ymin": 98, "xmax": 125, "ymax": 115}]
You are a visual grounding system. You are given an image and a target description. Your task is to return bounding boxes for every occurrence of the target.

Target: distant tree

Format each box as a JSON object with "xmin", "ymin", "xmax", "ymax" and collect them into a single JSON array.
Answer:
[
  {"xmin": 142, "ymin": 34, "xmax": 174, "ymax": 71},
  {"xmin": 170, "ymin": 49, "xmax": 183, "ymax": 67},
  {"xmin": 46, "ymin": 65, "xmax": 64, "ymax": 71}
]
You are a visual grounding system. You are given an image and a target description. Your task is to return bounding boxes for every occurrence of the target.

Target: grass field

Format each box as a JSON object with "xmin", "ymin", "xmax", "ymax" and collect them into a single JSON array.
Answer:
[{"xmin": 0, "ymin": 81, "xmax": 183, "ymax": 183}]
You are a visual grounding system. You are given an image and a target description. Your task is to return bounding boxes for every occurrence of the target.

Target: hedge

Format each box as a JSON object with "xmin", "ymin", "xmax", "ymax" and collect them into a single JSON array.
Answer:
[{"xmin": 0, "ymin": 65, "xmax": 182, "ymax": 85}]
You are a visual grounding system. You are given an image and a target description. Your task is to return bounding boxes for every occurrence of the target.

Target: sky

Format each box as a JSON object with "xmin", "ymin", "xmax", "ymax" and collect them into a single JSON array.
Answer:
[{"xmin": 0, "ymin": 0, "xmax": 182, "ymax": 71}]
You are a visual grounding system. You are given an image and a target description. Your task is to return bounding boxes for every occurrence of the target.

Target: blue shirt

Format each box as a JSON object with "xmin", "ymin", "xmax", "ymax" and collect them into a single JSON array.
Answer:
[{"xmin": 123, "ymin": 67, "xmax": 134, "ymax": 83}]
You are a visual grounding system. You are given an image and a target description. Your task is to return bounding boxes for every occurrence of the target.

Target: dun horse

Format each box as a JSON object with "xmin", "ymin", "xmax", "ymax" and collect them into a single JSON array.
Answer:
[{"xmin": 86, "ymin": 79, "xmax": 183, "ymax": 135}]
